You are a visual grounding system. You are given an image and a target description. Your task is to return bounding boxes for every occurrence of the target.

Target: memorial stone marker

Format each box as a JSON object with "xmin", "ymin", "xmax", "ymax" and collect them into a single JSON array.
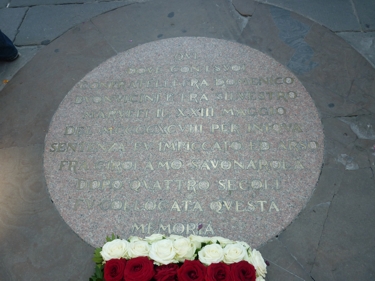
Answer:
[{"xmin": 44, "ymin": 37, "xmax": 324, "ymax": 247}]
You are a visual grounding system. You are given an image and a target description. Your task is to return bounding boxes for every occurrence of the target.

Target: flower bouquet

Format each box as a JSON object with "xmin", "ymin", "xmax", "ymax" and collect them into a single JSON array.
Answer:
[{"xmin": 90, "ymin": 234, "xmax": 268, "ymax": 281}]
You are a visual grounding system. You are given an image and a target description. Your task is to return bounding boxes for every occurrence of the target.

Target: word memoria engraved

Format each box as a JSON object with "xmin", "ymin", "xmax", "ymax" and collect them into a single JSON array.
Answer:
[
  {"xmin": 130, "ymin": 222, "xmax": 215, "ymax": 236},
  {"xmin": 44, "ymin": 37, "xmax": 324, "ymax": 248}
]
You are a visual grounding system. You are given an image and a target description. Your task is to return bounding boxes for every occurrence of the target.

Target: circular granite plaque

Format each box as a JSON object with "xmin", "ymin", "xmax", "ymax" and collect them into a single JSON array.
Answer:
[{"xmin": 44, "ymin": 37, "xmax": 324, "ymax": 247}]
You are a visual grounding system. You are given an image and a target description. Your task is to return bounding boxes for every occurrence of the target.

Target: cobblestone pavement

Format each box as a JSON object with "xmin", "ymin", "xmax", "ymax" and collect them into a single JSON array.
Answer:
[{"xmin": 0, "ymin": 0, "xmax": 374, "ymax": 280}]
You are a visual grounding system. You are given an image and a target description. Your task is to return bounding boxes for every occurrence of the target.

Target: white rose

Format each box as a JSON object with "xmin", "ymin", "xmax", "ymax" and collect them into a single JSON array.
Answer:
[
  {"xmin": 198, "ymin": 243, "xmax": 224, "ymax": 265},
  {"xmin": 168, "ymin": 234, "xmax": 184, "ymax": 241},
  {"xmin": 129, "ymin": 236, "xmax": 143, "ymax": 242},
  {"xmin": 145, "ymin": 233, "xmax": 165, "ymax": 244},
  {"xmin": 256, "ymin": 277, "xmax": 265, "ymax": 281},
  {"xmin": 189, "ymin": 235, "xmax": 211, "ymax": 249},
  {"xmin": 248, "ymin": 249, "xmax": 267, "ymax": 277},
  {"xmin": 173, "ymin": 237, "xmax": 196, "ymax": 261},
  {"xmin": 100, "ymin": 239, "xmax": 129, "ymax": 261},
  {"xmin": 238, "ymin": 241, "xmax": 251, "ymax": 251},
  {"xmin": 210, "ymin": 236, "xmax": 235, "ymax": 246},
  {"xmin": 223, "ymin": 242, "xmax": 247, "ymax": 264},
  {"xmin": 149, "ymin": 239, "xmax": 177, "ymax": 265},
  {"xmin": 128, "ymin": 240, "xmax": 150, "ymax": 258}
]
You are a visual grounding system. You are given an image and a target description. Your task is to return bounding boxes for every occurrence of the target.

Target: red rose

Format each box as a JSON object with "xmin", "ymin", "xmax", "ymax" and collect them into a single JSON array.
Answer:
[
  {"xmin": 104, "ymin": 258, "xmax": 127, "ymax": 281},
  {"xmin": 230, "ymin": 261, "xmax": 256, "ymax": 281},
  {"xmin": 177, "ymin": 260, "xmax": 206, "ymax": 281},
  {"xmin": 124, "ymin": 256, "xmax": 155, "ymax": 281},
  {"xmin": 154, "ymin": 264, "xmax": 179, "ymax": 281},
  {"xmin": 206, "ymin": 263, "xmax": 231, "ymax": 281}
]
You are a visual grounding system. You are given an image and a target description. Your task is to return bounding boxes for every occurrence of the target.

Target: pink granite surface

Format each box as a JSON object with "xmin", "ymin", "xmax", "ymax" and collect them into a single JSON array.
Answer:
[{"xmin": 43, "ymin": 37, "xmax": 324, "ymax": 248}]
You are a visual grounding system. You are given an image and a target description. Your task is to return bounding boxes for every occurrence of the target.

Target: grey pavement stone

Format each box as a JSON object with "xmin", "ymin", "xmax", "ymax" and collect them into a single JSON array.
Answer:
[
  {"xmin": 310, "ymin": 168, "xmax": 375, "ymax": 280},
  {"xmin": 336, "ymin": 153, "xmax": 360, "ymax": 170},
  {"xmin": 14, "ymin": 1, "xmax": 137, "ymax": 45},
  {"xmin": 323, "ymin": 115, "xmax": 375, "ymax": 170},
  {"xmin": 270, "ymin": 6, "xmax": 318, "ymax": 74},
  {"xmin": 277, "ymin": 201, "xmax": 330, "ymax": 275},
  {"xmin": 272, "ymin": 167, "xmax": 345, "ymax": 276},
  {"xmin": 228, "ymin": 0, "xmax": 249, "ymax": 32},
  {"xmin": 321, "ymin": 117, "xmax": 360, "ymax": 168},
  {"xmin": 232, "ymin": 0, "xmax": 255, "ymax": 16},
  {"xmin": 0, "ymin": 0, "xmax": 8, "ymax": 8},
  {"xmin": 260, "ymin": 238, "xmax": 314, "ymax": 280},
  {"xmin": 244, "ymin": 4, "xmax": 375, "ymax": 118},
  {"xmin": 307, "ymin": 167, "xmax": 344, "ymax": 208},
  {"xmin": 0, "ymin": 7, "xmax": 28, "ymax": 41},
  {"xmin": 256, "ymin": 0, "xmax": 360, "ymax": 32},
  {"xmin": 10, "ymin": 0, "xmax": 97, "ymax": 7},
  {"xmin": 324, "ymin": 137, "xmax": 355, "ymax": 168},
  {"xmin": 323, "ymin": 117, "xmax": 358, "ymax": 147},
  {"xmin": 301, "ymin": 25, "xmax": 375, "ymax": 117},
  {"xmin": 91, "ymin": 0, "xmax": 241, "ymax": 53},
  {"xmin": 347, "ymin": 139, "xmax": 375, "ymax": 169},
  {"xmin": 0, "ymin": 46, "xmax": 40, "ymax": 92},
  {"xmin": 0, "ymin": 20, "xmax": 117, "ymax": 149},
  {"xmin": 352, "ymin": 0, "xmax": 375, "ymax": 31},
  {"xmin": 338, "ymin": 31, "xmax": 375, "ymax": 68},
  {"xmin": 241, "ymin": 3, "xmax": 295, "ymax": 67},
  {"xmin": 0, "ymin": 145, "xmax": 94, "ymax": 280},
  {"xmin": 9, "ymin": 0, "xmax": 151, "ymax": 6},
  {"xmin": 340, "ymin": 115, "xmax": 375, "ymax": 140}
]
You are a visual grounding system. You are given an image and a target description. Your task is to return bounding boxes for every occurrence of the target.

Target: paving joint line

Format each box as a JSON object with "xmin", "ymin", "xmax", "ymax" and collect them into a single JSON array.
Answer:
[
  {"xmin": 228, "ymin": 0, "xmax": 250, "ymax": 33},
  {"xmin": 335, "ymin": 30, "xmax": 375, "ymax": 33},
  {"xmin": 332, "ymin": 113, "xmax": 373, "ymax": 118},
  {"xmin": 88, "ymin": 17, "xmax": 119, "ymax": 55},
  {"xmin": 309, "ymin": 143, "xmax": 356, "ymax": 279},
  {"xmin": 370, "ymin": 165, "xmax": 374, "ymax": 179},
  {"xmin": 13, "ymin": 0, "xmax": 142, "ymax": 48},
  {"xmin": 4, "ymin": 0, "xmax": 137, "ymax": 9},
  {"xmin": 308, "ymin": 192, "xmax": 336, "ymax": 280},
  {"xmin": 349, "ymin": 0, "xmax": 362, "ymax": 32},
  {"xmin": 275, "ymin": 232, "xmax": 313, "ymax": 280},
  {"xmin": 266, "ymin": 257, "xmax": 308, "ymax": 280},
  {"xmin": 13, "ymin": 6, "xmax": 29, "ymax": 45}
]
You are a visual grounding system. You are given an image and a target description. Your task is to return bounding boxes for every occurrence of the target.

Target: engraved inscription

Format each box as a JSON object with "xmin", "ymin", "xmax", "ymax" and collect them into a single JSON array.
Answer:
[{"xmin": 44, "ymin": 38, "xmax": 324, "ymax": 248}]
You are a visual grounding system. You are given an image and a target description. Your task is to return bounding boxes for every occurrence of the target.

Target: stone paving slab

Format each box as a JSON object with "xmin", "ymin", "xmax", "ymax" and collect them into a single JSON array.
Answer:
[
  {"xmin": 0, "ymin": 20, "xmax": 117, "ymax": 149},
  {"xmin": 14, "ymin": 0, "xmax": 140, "ymax": 45},
  {"xmin": 0, "ymin": 7, "xmax": 28, "ymax": 41},
  {"xmin": 9, "ymin": 0, "xmax": 111, "ymax": 7},
  {"xmin": 338, "ymin": 32, "xmax": 375, "ymax": 68},
  {"xmin": 261, "ymin": 237, "xmax": 314, "ymax": 280},
  {"xmin": 90, "ymin": 0, "xmax": 241, "ymax": 53},
  {"xmin": 242, "ymin": 2, "xmax": 375, "ymax": 116},
  {"xmin": 0, "ymin": 0, "xmax": 7, "ymax": 8},
  {"xmin": 256, "ymin": 0, "xmax": 361, "ymax": 32},
  {"xmin": 0, "ymin": 46, "xmax": 41, "ymax": 92},
  {"xmin": 310, "ymin": 168, "xmax": 375, "ymax": 280},
  {"xmin": 279, "ymin": 167, "xmax": 342, "ymax": 273},
  {"xmin": 352, "ymin": 0, "xmax": 375, "ymax": 31},
  {"xmin": 0, "ymin": 145, "xmax": 93, "ymax": 280},
  {"xmin": 232, "ymin": 0, "xmax": 256, "ymax": 16}
]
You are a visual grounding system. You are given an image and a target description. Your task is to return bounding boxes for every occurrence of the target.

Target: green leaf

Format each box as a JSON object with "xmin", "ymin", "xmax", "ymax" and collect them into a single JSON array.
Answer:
[
  {"xmin": 95, "ymin": 265, "xmax": 104, "ymax": 278},
  {"xmin": 92, "ymin": 247, "xmax": 103, "ymax": 264},
  {"xmin": 105, "ymin": 233, "xmax": 119, "ymax": 242},
  {"xmin": 89, "ymin": 264, "xmax": 104, "ymax": 281}
]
